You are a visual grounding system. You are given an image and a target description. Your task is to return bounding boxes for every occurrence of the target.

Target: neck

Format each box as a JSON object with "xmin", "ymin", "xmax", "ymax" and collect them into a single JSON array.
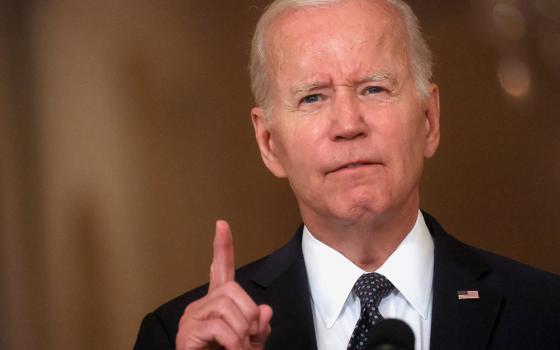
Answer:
[{"xmin": 302, "ymin": 202, "xmax": 419, "ymax": 271}]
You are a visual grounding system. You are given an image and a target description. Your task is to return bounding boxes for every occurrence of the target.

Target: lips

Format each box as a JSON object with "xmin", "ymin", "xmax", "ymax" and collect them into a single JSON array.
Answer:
[
  {"xmin": 344, "ymin": 162, "xmax": 369, "ymax": 169},
  {"xmin": 327, "ymin": 160, "xmax": 379, "ymax": 174}
]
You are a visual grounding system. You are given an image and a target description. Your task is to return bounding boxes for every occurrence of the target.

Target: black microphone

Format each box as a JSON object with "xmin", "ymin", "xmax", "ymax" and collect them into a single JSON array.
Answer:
[{"xmin": 366, "ymin": 318, "xmax": 415, "ymax": 350}]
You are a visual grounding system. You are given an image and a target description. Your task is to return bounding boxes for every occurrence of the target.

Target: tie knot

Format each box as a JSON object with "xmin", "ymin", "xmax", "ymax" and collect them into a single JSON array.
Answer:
[{"xmin": 353, "ymin": 272, "xmax": 394, "ymax": 308}]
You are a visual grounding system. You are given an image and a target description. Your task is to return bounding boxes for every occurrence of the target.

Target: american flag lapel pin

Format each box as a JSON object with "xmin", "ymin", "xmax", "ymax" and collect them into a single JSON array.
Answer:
[{"xmin": 457, "ymin": 290, "xmax": 480, "ymax": 300}]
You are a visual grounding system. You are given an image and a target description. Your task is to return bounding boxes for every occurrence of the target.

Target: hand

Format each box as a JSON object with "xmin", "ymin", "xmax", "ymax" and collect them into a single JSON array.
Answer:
[{"xmin": 176, "ymin": 220, "xmax": 273, "ymax": 350}]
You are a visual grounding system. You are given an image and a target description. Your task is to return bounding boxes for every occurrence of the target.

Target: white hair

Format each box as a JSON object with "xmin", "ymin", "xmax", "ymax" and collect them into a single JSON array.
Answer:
[{"xmin": 249, "ymin": 0, "xmax": 433, "ymax": 111}]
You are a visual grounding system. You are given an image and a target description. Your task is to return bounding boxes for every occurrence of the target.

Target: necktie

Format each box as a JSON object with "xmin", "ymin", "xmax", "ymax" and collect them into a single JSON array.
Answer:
[{"xmin": 347, "ymin": 272, "xmax": 394, "ymax": 350}]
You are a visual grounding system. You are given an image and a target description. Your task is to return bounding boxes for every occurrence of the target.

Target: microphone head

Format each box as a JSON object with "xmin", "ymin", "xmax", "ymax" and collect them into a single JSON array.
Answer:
[{"xmin": 366, "ymin": 318, "xmax": 415, "ymax": 350}]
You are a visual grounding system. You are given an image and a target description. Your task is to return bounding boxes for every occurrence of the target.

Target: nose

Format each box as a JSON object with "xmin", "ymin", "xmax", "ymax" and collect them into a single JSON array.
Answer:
[{"xmin": 329, "ymin": 92, "xmax": 368, "ymax": 141}]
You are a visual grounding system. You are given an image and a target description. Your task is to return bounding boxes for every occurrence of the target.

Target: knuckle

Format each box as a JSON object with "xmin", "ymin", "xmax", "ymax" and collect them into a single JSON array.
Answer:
[
  {"xmin": 181, "ymin": 300, "xmax": 203, "ymax": 320},
  {"xmin": 213, "ymin": 296, "xmax": 232, "ymax": 312},
  {"xmin": 215, "ymin": 292, "xmax": 233, "ymax": 304},
  {"xmin": 224, "ymin": 337, "xmax": 243, "ymax": 350},
  {"xmin": 183, "ymin": 301, "xmax": 197, "ymax": 314},
  {"xmin": 207, "ymin": 319, "xmax": 242, "ymax": 348},
  {"xmin": 237, "ymin": 321, "xmax": 250, "ymax": 336},
  {"xmin": 221, "ymin": 281, "xmax": 238, "ymax": 293}
]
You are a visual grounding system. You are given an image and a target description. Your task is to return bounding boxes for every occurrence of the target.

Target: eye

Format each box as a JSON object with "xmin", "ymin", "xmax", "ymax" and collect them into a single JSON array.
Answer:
[
  {"xmin": 300, "ymin": 94, "xmax": 322, "ymax": 104},
  {"xmin": 363, "ymin": 86, "xmax": 385, "ymax": 95}
]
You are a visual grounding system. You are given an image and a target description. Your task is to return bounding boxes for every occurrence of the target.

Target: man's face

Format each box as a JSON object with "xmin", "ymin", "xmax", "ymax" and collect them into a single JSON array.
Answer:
[{"xmin": 252, "ymin": 0, "xmax": 440, "ymax": 229}]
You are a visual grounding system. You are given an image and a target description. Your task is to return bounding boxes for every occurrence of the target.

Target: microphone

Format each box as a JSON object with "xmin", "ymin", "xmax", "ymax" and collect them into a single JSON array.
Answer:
[{"xmin": 366, "ymin": 318, "xmax": 415, "ymax": 350}]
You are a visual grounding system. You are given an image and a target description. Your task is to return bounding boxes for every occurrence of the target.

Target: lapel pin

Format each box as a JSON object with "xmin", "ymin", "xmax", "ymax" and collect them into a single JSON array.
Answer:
[{"xmin": 457, "ymin": 290, "xmax": 479, "ymax": 300}]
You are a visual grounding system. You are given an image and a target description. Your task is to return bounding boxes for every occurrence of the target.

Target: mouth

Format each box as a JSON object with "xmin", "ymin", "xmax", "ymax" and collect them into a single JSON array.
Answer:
[{"xmin": 327, "ymin": 161, "xmax": 380, "ymax": 174}]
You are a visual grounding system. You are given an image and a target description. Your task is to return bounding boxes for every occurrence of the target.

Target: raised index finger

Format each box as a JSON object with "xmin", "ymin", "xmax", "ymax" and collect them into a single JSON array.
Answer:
[{"xmin": 208, "ymin": 219, "xmax": 235, "ymax": 292}]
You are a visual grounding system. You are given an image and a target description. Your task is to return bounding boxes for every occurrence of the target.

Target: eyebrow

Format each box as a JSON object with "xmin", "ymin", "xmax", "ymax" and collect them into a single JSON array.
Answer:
[
  {"xmin": 360, "ymin": 71, "xmax": 397, "ymax": 85},
  {"xmin": 291, "ymin": 71, "xmax": 398, "ymax": 95},
  {"xmin": 292, "ymin": 81, "xmax": 329, "ymax": 95}
]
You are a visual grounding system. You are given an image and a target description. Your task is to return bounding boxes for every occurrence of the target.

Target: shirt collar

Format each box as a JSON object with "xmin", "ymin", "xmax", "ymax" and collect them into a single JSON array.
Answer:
[
  {"xmin": 376, "ymin": 211, "xmax": 434, "ymax": 319},
  {"xmin": 302, "ymin": 227, "xmax": 364, "ymax": 328},
  {"xmin": 302, "ymin": 210, "xmax": 434, "ymax": 328}
]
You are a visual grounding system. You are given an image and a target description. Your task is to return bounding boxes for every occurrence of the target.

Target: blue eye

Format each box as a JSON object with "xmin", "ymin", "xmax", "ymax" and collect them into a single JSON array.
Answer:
[
  {"xmin": 301, "ymin": 94, "xmax": 322, "ymax": 104},
  {"xmin": 364, "ymin": 86, "xmax": 384, "ymax": 95}
]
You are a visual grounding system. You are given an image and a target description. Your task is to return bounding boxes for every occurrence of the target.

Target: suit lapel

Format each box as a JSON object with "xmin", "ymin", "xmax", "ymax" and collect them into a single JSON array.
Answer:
[
  {"xmin": 250, "ymin": 227, "xmax": 318, "ymax": 350},
  {"xmin": 425, "ymin": 214, "xmax": 503, "ymax": 350}
]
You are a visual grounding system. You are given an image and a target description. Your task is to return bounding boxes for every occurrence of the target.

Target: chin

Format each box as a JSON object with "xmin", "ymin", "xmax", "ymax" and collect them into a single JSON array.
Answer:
[{"xmin": 330, "ymin": 197, "xmax": 390, "ymax": 225}]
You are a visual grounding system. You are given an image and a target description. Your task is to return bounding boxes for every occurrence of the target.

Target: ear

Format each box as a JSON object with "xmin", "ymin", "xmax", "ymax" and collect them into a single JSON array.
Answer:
[
  {"xmin": 423, "ymin": 83, "xmax": 441, "ymax": 158},
  {"xmin": 251, "ymin": 107, "xmax": 287, "ymax": 178}
]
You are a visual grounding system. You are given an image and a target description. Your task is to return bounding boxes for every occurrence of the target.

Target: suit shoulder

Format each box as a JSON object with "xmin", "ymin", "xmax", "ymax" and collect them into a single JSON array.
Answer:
[
  {"xmin": 426, "ymin": 212, "xmax": 560, "ymax": 303},
  {"xmin": 472, "ymin": 245, "xmax": 560, "ymax": 293},
  {"xmin": 426, "ymin": 212, "xmax": 560, "ymax": 291},
  {"xmin": 446, "ymin": 232, "xmax": 560, "ymax": 305}
]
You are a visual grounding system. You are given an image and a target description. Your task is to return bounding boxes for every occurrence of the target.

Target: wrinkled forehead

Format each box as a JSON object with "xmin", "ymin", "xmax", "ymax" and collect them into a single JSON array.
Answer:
[{"xmin": 264, "ymin": 0, "xmax": 409, "ymax": 76}]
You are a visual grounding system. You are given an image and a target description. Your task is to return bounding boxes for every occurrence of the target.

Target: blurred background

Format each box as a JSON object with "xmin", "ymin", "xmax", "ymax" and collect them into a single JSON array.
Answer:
[{"xmin": 1, "ymin": 0, "xmax": 559, "ymax": 349}]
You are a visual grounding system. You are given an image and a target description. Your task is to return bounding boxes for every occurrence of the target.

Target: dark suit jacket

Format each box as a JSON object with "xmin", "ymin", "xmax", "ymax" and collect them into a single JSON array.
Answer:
[{"xmin": 134, "ymin": 213, "xmax": 560, "ymax": 349}]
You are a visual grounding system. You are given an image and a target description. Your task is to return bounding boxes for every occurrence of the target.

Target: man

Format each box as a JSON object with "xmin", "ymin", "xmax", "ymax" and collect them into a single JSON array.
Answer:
[{"xmin": 134, "ymin": 0, "xmax": 560, "ymax": 349}]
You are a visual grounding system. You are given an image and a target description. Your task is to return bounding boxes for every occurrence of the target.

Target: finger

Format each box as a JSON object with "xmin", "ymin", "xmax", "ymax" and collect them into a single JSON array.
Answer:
[
  {"xmin": 189, "ymin": 293, "xmax": 256, "ymax": 338},
  {"xmin": 209, "ymin": 282, "xmax": 260, "ymax": 334},
  {"xmin": 250, "ymin": 304, "xmax": 273, "ymax": 346},
  {"xmin": 209, "ymin": 219, "xmax": 235, "ymax": 292},
  {"xmin": 176, "ymin": 317, "xmax": 244, "ymax": 350},
  {"xmin": 258, "ymin": 304, "xmax": 273, "ymax": 333}
]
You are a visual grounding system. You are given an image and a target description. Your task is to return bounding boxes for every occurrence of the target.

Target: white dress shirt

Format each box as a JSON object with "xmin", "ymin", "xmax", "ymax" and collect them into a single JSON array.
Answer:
[{"xmin": 302, "ymin": 211, "xmax": 434, "ymax": 350}]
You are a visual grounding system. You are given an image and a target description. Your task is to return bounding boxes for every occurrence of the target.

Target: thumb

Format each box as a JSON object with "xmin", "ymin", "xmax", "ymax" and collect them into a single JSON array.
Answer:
[{"xmin": 250, "ymin": 304, "xmax": 273, "ymax": 348}]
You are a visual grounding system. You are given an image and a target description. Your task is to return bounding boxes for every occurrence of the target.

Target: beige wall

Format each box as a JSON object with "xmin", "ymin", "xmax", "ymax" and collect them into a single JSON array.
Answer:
[{"xmin": 1, "ymin": 1, "xmax": 559, "ymax": 349}]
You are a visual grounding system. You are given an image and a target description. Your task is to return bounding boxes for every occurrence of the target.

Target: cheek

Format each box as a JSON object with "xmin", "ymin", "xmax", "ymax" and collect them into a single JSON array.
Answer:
[
  {"xmin": 385, "ymin": 113, "xmax": 427, "ymax": 169},
  {"xmin": 276, "ymin": 119, "xmax": 326, "ymax": 167},
  {"xmin": 401, "ymin": 124, "xmax": 428, "ymax": 179},
  {"xmin": 271, "ymin": 127, "xmax": 307, "ymax": 177}
]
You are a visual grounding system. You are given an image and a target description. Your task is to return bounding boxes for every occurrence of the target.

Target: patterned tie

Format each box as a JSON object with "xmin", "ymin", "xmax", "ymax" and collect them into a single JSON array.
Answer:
[{"xmin": 347, "ymin": 272, "xmax": 394, "ymax": 350}]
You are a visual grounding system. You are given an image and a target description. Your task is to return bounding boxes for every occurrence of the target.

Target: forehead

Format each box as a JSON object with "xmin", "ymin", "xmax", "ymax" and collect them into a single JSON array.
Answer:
[{"xmin": 265, "ymin": 0, "xmax": 409, "ymax": 81}]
